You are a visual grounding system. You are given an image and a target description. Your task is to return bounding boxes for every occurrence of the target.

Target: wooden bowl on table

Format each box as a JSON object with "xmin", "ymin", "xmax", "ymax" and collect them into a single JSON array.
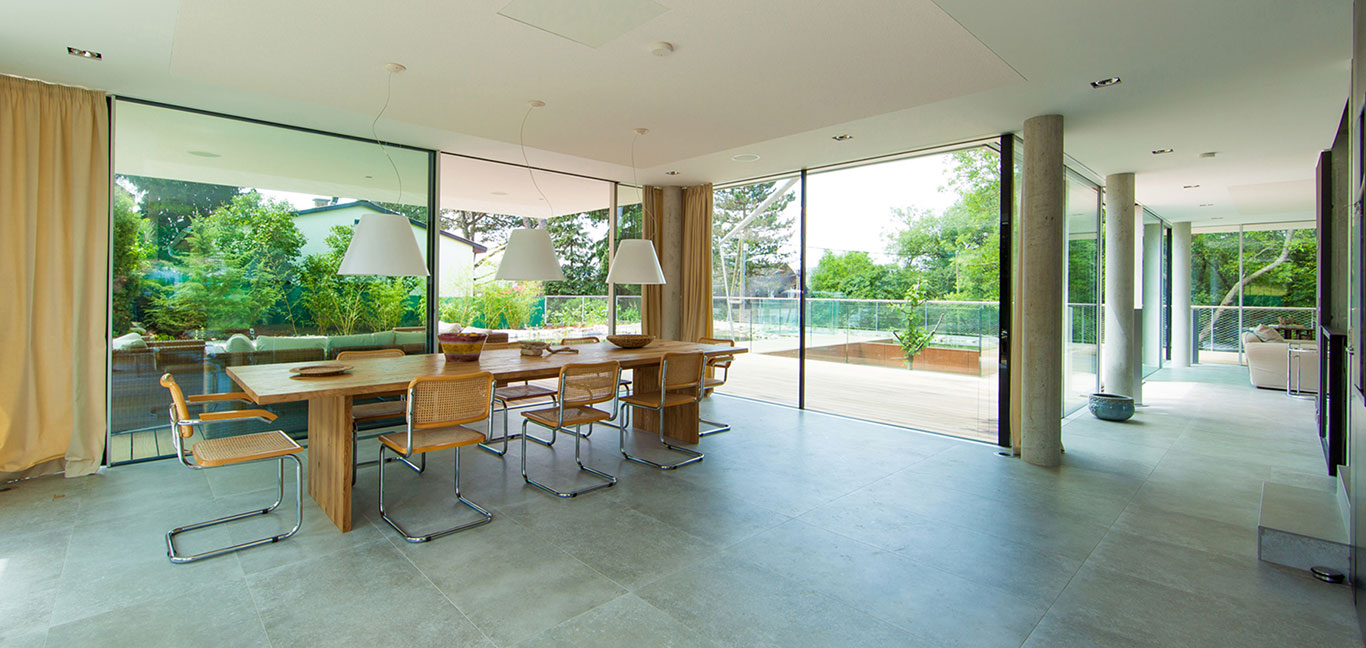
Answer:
[{"xmin": 606, "ymin": 334, "xmax": 654, "ymax": 349}]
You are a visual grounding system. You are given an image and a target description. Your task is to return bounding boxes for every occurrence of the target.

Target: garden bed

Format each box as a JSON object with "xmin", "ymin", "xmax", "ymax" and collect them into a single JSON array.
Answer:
[{"xmin": 765, "ymin": 340, "xmax": 981, "ymax": 376}]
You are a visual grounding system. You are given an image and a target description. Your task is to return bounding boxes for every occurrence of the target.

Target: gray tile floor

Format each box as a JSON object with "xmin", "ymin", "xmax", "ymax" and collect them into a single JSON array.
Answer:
[{"xmin": 1, "ymin": 364, "xmax": 1360, "ymax": 647}]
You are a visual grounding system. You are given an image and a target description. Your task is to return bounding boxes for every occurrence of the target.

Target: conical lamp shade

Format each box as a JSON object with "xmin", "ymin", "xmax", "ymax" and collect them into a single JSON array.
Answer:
[
  {"xmin": 495, "ymin": 228, "xmax": 565, "ymax": 281},
  {"xmin": 338, "ymin": 213, "xmax": 429, "ymax": 276},
  {"xmin": 607, "ymin": 239, "xmax": 666, "ymax": 284}
]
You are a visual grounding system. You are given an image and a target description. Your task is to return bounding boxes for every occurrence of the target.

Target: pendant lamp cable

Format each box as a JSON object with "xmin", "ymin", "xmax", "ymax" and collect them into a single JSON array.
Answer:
[
  {"xmin": 631, "ymin": 128, "xmax": 653, "ymax": 230},
  {"xmin": 519, "ymin": 102, "xmax": 554, "ymax": 221},
  {"xmin": 371, "ymin": 66, "xmax": 403, "ymax": 205}
]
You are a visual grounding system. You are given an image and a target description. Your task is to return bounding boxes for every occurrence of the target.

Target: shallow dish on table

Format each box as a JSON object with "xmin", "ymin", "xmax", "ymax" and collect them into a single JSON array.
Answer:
[
  {"xmin": 606, "ymin": 334, "xmax": 654, "ymax": 349},
  {"xmin": 289, "ymin": 364, "xmax": 353, "ymax": 377}
]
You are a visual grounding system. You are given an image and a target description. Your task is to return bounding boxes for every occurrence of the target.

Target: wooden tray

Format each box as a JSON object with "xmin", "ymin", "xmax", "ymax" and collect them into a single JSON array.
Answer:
[{"xmin": 289, "ymin": 364, "xmax": 353, "ymax": 377}]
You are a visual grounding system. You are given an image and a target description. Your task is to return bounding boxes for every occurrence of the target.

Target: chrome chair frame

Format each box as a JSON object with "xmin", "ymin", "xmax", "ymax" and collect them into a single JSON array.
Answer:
[
  {"xmin": 164, "ymin": 398, "xmax": 302, "ymax": 564},
  {"xmin": 697, "ymin": 338, "xmax": 734, "ymax": 437},
  {"xmin": 619, "ymin": 353, "xmax": 705, "ymax": 470},
  {"xmin": 377, "ymin": 375, "xmax": 496, "ymax": 543},
  {"xmin": 559, "ymin": 336, "xmax": 632, "ymax": 434},
  {"xmin": 520, "ymin": 362, "xmax": 621, "ymax": 498},
  {"xmin": 336, "ymin": 349, "xmax": 420, "ymax": 483},
  {"xmin": 479, "ymin": 386, "xmax": 559, "ymax": 455}
]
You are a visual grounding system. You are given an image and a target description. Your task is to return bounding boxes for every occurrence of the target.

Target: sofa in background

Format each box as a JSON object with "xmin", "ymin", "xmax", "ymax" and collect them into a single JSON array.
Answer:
[{"xmin": 1244, "ymin": 325, "xmax": 1318, "ymax": 392}]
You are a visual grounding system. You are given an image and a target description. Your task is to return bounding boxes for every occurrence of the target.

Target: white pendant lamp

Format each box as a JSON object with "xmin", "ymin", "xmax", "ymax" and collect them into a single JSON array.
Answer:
[
  {"xmin": 339, "ymin": 62, "xmax": 427, "ymax": 277},
  {"xmin": 607, "ymin": 239, "xmax": 665, "ymax": 284},
  {"xmin": 607, "ymin": 127, "xmax": 666, "ymax": 286},
  {"xmin": 493, "ymin": 99, "xmax": 565, "ymax": 282},
  {"xmin": 338, "ymin": 212, "xmax": 429, "ymax": 276},
  {"xmin": 494, "ymin": 227, "xmax": 565, "ymax": 281}
]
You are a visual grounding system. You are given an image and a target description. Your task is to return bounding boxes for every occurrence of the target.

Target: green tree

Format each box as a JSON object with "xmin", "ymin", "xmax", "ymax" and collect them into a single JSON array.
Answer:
[
  {"xmin": 808, "ymin": 250, "xmax": 909, "ymax": 299},
  {"xmin": 119, "ymin": 175, "xmax": 240, "ymax": 259},
  {"xmin": 111, "ymin": 185, "xmax": 154, "ymax": 333},
  {"xmin": 295, "ymin": 225, "xmax": 421, "ymax": 335},
  {"xmin": 712, "ymin": 182, "xmax": 797, "ymax": 298},
  {"xmin": 544, "ymin": 210, "xmax": 610, "ymax": 296},
  {"xmin": 884, "ymin": 149, "xmax": 1001, "ymax": 301}
]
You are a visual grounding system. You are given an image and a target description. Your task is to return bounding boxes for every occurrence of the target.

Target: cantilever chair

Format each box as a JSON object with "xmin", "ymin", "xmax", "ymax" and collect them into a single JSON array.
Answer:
[
  {"xmin": 560, "ymin": 336, "xmax": 633, "ymax": 432},
  {"xmin": 696, "ymin": 337, "xmax": 736, "ymax": 436},
  {"xmin": 618, "ymin": 352, "xmax": 706, "ymax": 470},
  {"xmin": 520, "ymin": 361, "xmax": 622, "ymax": 497},
  {"xmin": 335, "ymin": 349, "xmax": 415, "ymax": 483},
  {"xmin": 479, "ymin": 347, "xmax": 559, "ymax": 456},
  {"xmin": 377, "ymin": 372, "xmax": 496, "ymax": 543},
  {"xmin": 159, "ymin": 374, "xmax": 303, "ymax": 564}
]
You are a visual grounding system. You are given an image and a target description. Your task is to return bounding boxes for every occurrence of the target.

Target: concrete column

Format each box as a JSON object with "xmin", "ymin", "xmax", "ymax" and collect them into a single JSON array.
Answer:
[
  {"xmin": 1020, "ymin": 115, "xmax": 1065, "ymax": 467},
  {"xmin": 1142, "ymin": 222, "xmax": 1162, "ymax": 366},
  {"xmin": 660, "ymin": 186, "xmax": 684, "ymax": 340},
  {"xmin": 1101, "ymin": 173, "xmax": 1136, "ymax": 396},
  {"xmin": 1171, "ymin": 222, "xmax": 1193, "ymax": 367}
]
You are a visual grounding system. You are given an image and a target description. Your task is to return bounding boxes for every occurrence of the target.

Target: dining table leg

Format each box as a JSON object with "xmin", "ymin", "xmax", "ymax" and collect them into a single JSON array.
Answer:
[
  {"xmin": 630, "ymin": 364, "xmax": 701, "ymax": 444},
  {"xmin": 307, "ymin": 395, "xmax": 354, "ymax": 532}
]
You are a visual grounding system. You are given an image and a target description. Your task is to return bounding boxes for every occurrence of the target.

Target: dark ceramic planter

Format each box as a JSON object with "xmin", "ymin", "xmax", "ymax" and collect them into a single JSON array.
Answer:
[{"xmin": 1089, "ymin": 393, "xmax": 1135, "ymax": 422}]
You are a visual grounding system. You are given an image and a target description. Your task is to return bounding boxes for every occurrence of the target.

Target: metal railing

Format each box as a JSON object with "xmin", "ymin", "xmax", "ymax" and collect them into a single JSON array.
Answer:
[{"xmin": 1192, "ymin": 304, "xmax": 1316, "ymax": 352}]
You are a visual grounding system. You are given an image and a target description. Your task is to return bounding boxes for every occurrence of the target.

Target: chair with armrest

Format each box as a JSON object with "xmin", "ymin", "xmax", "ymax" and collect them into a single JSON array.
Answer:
[
  {"xmin": 519, "ymin": 361, "xmax": 622, "ymax": 498},
  {"xmin": 378, "ymin": 372, "xmax": 497, "ymax": 542},
  {"xmin": 335, "ymin": 349, "xmax": 421, "ymax": 483},
  {"xmin": 159, "ymin": 374, "xmax": 303, "ymax": 564},
  {"xmin": 618, "ymin": 352, "xmax": 706, "ymax": 470},
  {"xmin": 696, "ymin": 337, "xmax": 735, "ymax": 436}
]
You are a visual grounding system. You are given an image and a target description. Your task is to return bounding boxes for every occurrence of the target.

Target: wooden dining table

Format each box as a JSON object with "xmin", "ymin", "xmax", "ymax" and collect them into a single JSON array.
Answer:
[{"xmin": 226, "ymin": 339, "xmax": 744, "ymax": 532}]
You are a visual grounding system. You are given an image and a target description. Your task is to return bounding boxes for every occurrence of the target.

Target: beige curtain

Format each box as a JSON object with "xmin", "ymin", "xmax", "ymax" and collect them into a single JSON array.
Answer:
[
  {"xmin": 679, "ymin": 184, "xmax": 714, "ymax": 342},
  {"xmin": 0, "ymin": 75, "xmax": 110, "ymax": 480},
  {"xmin": 641, "ymin": 186, "xmax": 665, "ymax": 338}
]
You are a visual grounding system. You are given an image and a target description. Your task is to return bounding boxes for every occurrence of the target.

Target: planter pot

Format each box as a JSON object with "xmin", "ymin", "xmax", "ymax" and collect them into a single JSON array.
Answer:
[
  {"xmin": 438, "ymin": 332, "xmax": 487, "ymax": 362},
  {"xmin": 1089, "ymin": 393, "xmax": 1135, "ymax": 422}
]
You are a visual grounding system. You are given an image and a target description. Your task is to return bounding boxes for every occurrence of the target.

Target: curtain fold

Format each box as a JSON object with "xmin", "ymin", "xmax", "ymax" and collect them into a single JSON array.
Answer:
[
  {"xmin": 0, "ymin": 75, "xmax": 110, "ymax": 480},
  {"xmin": 641, "ymin": 186, "xmax": 665, "ymax": 338},
  {"xmin": 679, "ymin": 184, "xmax": 714, "ymax": 342}
]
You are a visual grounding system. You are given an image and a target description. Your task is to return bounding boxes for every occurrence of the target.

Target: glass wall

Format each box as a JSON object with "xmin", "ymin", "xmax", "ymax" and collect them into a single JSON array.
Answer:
[
  {"xmin": 803, "ymin": 147, "xmax": 1001, "ymax": 441},
  {"xmin": 110, "ymin": 100, "xmax": 433, "ymax": 462},
  {"xmin": 711, "ymin": 175, "xmax": 803, "ymax": 407},
  {"xmin": 614, "ymin": 185, "xmax": 645, "ymax": 334},
  {"xmin": 1191, "ymin": 222, "xmax": 1318, "ymax": 363},
  {"xmin": 1063, "ymin": 175, "xmax": 1101, "ymax": 415},
  {"xmin": 435, "ymin": 154, "xmax": 613, "ymax": 341},
  {"xmin": 1141, "ymin": 210, "xmax": 1170, "ymax": 376}
]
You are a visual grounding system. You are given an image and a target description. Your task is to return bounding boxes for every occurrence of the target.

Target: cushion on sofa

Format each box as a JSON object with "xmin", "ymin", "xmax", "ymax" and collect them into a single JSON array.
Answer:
[
  {"xmin": 394, "ymin": 330, "xmax": 426, "ymax": 346},
  {"xmin": 1253, "ymin": 324, "xmax": 1285, "ymax": 343},
  {"xmin": 223, "ymin": 333, "xmax": 254, "ymax": 353},
  {"xmin": 253, "ymin": 335, "xmax": 327, "ymax": 352},
  {"xmin": 112, "ymin": 332, "xmax": 147, "ymax": 350},
  {"xmin": 438, "ymin": 320, "xmax": 462, "ymax": 334},
  {"xmin": 326, "ymin": 333, "xmax": 377, "ymax": 353}
]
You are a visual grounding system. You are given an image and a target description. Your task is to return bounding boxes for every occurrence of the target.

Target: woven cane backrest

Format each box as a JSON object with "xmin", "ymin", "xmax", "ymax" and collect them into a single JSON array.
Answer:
[
  {"xmin": 336, "ymin": 348, "xmax": 404, "ymax": 361},
  {"xmin": 662, "ymin": 352, "xmax": 705, "ymax": 391},
  {"xmin": 159, "ymin": 373, "xmax": 194, "ymax": 438},
  {"xmin": 408, "ymin": 373, "xmax": 494, "ymax": 429},
  {"xmin": 558, "ymin": 361, "xmax": 621, "ymax": 408},
  {"xmin": 560, "ymin": 336, "xmax": 600, "ymax": 345}
]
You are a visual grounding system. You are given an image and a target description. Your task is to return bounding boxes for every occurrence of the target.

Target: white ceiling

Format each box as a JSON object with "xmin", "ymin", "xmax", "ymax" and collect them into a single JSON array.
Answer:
[{"xmin": 0, "ymin": 0, "xmax": 1351, "ymax": 226}]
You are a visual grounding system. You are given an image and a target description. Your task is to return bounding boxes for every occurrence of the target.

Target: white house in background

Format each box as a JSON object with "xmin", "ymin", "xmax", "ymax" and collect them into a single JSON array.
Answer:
[{"xmin": 292, "ymin": 200, "xmax": 485, "ymax": 296}]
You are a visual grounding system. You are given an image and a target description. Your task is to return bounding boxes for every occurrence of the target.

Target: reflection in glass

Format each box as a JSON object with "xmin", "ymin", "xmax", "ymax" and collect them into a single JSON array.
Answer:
[
  {"xmin": 1063, "ymin": 176, "xmax": 1100, "ymax": 415},
  {"xmin": 110, "ymin": 100, "xmax": 433, "ymax": 463}
]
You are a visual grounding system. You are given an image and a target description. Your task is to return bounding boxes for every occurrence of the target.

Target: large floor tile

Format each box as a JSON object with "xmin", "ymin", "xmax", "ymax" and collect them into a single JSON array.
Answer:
[
  {"xmin": 514, "ymin": 594, "xmax": 715, "ymax": 648},
  {"xmin": 637, "ymin": 552, "xmax": 917, "ymax": 648},
  {"xmin": 46, "ymin": 579, "xmax": 269, "ymax": 648},
  {"xmin": 247, "ymin": 539, "xmax": 490, "ymax": 648}
]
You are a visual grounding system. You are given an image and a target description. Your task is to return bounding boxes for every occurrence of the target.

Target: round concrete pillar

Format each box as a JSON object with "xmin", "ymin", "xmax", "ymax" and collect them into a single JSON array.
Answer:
[
  {"xmin": 1020, "ymin": 115, "xmax": 1065, "ymax": 467},
  {"xmin": 1171, "ymin": 222, "xmax": 1193, "ymax": 367},
  {"xmin": 1102, "ymin": 173, "xmax": 1135, "ymax": 396}
]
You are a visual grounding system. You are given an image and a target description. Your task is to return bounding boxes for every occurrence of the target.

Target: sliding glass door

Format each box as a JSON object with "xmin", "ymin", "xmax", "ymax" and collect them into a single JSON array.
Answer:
[
  {"xmin": 110, "ymin": 99, "xmax": 434, "ymax": 463},
  {"xmin": 802, "ymin": 147, "xmax": 1002, "ymax": 441}
]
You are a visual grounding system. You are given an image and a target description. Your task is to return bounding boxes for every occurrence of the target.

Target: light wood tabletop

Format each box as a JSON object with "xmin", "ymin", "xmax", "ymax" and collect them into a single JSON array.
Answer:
[{"xmin": 226, "ymin": 340, "xmax": 744, "ymax": 532}]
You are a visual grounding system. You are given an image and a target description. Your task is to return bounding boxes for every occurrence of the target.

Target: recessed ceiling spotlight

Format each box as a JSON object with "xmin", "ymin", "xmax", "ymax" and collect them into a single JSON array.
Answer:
[
  {"xmin": 187, "ymin": 150, "xmax": 221, "ymax": 158},
  {"xmin": 664, "ymin": 170, "xmax": 680, "ymax": 175},
  {"xmin": 67, "ymin": 46, "xmax": 101, "ymax": 60},
  {"xmin": 1211, "ymin": 216, "xmax": 1224, "ymax": 220},
  {"xmin": 731, "ymin": 153, "xmax": 760, "ymax": 162},
  {"xmin": 650, "ymin": 41, "xmax": 675, "ymax": 57},
  {"xmin": 1199, "ymin": 203, "xmax": 1215, "ymax": 207},
  {"xmin": 1182, "ymin": 184, "xmax": 1200, "ymax": 189},
  {"xmin": 1152, "ymin": 148, "xmax": 1174, "ymax": 155},
  {"xmin": 490, "ymin": 191, "xmax": 509, "ymax": 195},
  {"xmin": 1089, "ymin": 77, "xmax": 1121, "ymax": 88},
  {"xmin": 1199, "ymin": 151, "xmax": 1218, "ymax": 158},
  {"xmin": 832, "ymin": 134, "xmax": 853, "ymax": 142}
]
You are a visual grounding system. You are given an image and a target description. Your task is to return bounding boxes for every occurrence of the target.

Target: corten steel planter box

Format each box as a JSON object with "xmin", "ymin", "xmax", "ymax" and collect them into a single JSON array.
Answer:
[{"xmin": 768, "ymin": 341, "xmax": 981, "ymax": 376}]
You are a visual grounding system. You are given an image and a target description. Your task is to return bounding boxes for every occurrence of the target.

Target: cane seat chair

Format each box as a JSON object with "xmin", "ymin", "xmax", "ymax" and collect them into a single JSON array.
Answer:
[
  {"xmin": 559, "ymin": 336, "xmax": 633, "ymax": 432},
  {"xmin": 479, "ymin": 345, "xmax": 559, "ymax": 456},
  {"xmin": 335, "ymin": 349, "xmax": 420, "ymax": 482},
  {"xmin": 519, "ymin": 361, "xmax": 622, "ymax": 497},
  {"xmin": 159, "ymin": 374, "xmax": 303, "ymax": 564},
  {"xmin": 618, "ymin": 352, "xmax": 706, "ymax": 469},
  {"xmin": 696, "ymin": 337, "xmax": 736, "ymax": 436},
  {"xmin": 377, "ymin": 372, "xmax": 496, "ymax": 543}
]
